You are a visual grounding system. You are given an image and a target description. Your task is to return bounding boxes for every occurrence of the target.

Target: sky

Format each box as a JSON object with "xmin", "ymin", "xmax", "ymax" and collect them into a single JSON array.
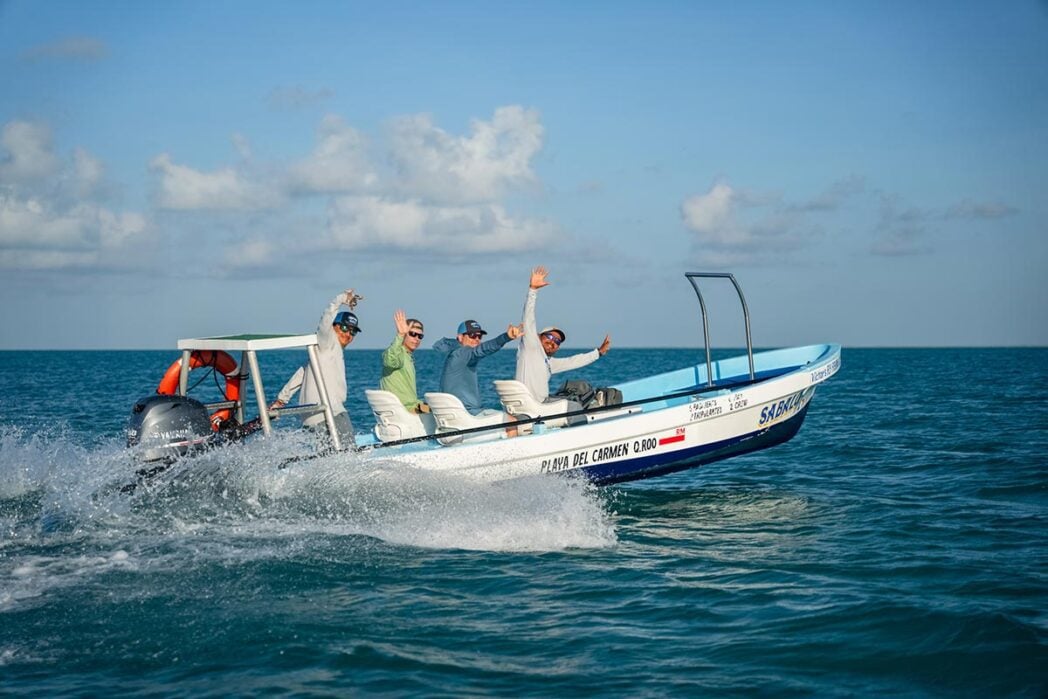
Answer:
[{"xmin": 1, "ymin": 0, "xmax": 1046, "ymax": 350}]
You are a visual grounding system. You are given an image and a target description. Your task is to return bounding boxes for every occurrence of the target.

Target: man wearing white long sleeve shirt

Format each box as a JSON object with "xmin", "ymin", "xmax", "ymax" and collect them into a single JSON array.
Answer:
[
  {"xmin": 515, "ymin": 266, "xmax": 611, "ymax": 403},
  {"xmin": 270, "ymin": 289, "xmax": 362, "ymax": 445}
]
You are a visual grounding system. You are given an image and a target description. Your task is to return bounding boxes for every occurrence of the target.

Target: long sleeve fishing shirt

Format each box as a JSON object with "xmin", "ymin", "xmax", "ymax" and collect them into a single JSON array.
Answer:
[
  {"xmin": 433, "ymin": 332, "xmax": 512, "ymax": 414},
  {"xmin": 515, "ymin": 288, "xmax": 600, "ymax": 402},
  {"xmin": 380, "ymin": 334, "xmax": 420, "ymax": 411},
  {"xmin": 276, "ymin": 294, "xmax": 348, "ymax": 427}
]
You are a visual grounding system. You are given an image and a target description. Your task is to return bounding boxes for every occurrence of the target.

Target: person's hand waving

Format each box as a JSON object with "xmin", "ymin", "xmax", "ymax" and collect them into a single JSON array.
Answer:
[{"xmin": 530, "ymin": 266, "xmax": 549, "ymax": 290}]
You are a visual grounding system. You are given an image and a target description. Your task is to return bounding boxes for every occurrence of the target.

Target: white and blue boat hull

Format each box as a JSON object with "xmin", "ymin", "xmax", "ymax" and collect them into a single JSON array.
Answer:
[{"xmin": 363, "ymin": 344, "xmax": 841, "ymax": 484}]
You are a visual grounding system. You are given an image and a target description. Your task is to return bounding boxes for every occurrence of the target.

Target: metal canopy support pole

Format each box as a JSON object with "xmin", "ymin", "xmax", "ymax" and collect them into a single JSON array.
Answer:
[
  {"xmin": 685, "ymin": 272, "xmax": 756, "ymax": 385},
  {"xmin": 726, "ymin": 275, "xmax": 756, "ymax": 381},
  {"xmin": 306, "ymin": 344, "xmax": 342, "ymax": 452},
  {"xmin": 236, "ymin": 351, "xmax": 247, "ymax": 424},
  {"xmin": 245, "ymin": 349, "xmax": 271, "ymax": 436},
  {"xmin": 178, "ymin": 349, "xmax": 191, "ymax": 396}
]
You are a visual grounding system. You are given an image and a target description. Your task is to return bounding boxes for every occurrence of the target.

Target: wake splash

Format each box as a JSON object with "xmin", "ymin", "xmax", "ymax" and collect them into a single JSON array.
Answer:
[{"xmin": 0, "ymin": 425, "xmax": 617, "ymax": 555}]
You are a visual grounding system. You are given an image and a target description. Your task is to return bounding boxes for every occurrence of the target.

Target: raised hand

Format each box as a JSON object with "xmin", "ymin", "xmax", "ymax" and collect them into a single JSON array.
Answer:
[
  {"xmin": 393, "ymin": 309, "xmax": 409, "ymax": 336},
  {"xmin": 343, "ymin": 289, "xmax": 364, "ymax": 309},
  {"xmin": 507, "ymin": 323, "xmax": 524, "ymax": 340},
  {"xmin": 598, "ymin": 334, "xmax": 611, "ymax": 356},
  {"xmin": 529, "ymin": 266, "xmax": 549, "ymax": 290}
]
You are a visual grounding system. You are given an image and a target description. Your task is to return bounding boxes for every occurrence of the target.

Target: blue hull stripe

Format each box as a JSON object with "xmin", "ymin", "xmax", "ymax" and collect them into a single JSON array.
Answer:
[{"xmin": 581, "ymin": 405, "xmax": 810, "ymax": 485}]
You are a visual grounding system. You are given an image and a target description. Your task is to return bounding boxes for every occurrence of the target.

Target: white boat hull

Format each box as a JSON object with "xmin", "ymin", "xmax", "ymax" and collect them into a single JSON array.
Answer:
[{"xmin": 362, "ymin": 344, "xmax": 841, "ymax": 484}]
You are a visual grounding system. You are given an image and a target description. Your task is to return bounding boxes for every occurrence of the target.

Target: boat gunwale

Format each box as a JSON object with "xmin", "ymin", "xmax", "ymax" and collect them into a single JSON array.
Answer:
[{"xmin": 362, "ymin": 343, "xmax": 841, "ymax": 453}]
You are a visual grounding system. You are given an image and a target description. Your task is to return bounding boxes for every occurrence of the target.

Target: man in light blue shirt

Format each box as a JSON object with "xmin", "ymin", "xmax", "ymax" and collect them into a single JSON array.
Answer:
[{"xmin": 433, "ymin": 319, "xmax": 523, "ymax": 415}]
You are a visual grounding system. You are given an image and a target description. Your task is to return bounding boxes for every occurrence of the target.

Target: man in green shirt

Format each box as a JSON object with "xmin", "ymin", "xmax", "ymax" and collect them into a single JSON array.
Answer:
[{"xmin": 380, "ymin": 310, "xmax": 429, "ymax": 413}]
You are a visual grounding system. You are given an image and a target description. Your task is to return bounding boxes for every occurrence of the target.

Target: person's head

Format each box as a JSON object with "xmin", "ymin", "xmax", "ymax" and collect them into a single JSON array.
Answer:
[
  {"xmin": 456, "ymin": 319, "xmax": 487, "ymax": 348},
  {"xmin": 404, "ymin": 318, "xmax": 424, "ymax": 352},
  {"xmin": 539, "ymin": 326, "xmax": 565, "ymax": 357},
  {"xmin": 333, "ymin": 311, "xmax": 361, "ymax": 348}
]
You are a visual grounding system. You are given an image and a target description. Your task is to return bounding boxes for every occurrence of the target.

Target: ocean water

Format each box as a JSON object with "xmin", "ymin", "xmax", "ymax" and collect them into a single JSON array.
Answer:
[{"xmin": 0, "ymin": 347, "xmax": 1045, "ymax": 696}]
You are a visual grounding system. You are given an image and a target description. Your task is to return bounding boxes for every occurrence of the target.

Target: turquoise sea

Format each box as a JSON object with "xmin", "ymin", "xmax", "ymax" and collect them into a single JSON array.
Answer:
[{"xmin": 1, "ymin": 347, "xmax": 1045, "ymax": 696}]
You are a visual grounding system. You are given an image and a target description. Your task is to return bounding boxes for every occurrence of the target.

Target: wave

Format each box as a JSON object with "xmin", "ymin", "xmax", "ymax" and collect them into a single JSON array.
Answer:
[{"xmin": 0, "ymin": 425, "xmax": 617, "ymax": 557}]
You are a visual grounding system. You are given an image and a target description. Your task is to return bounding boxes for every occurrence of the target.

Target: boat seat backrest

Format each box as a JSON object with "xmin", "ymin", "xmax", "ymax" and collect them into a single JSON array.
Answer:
[
  {"xmin": 493, "ymin": 380, "xmax": 580, "ymax": 428},
  {"xmin": 365, "ymin": 389, "xmax": 435, "ymax": 442},
  {"xmin": 423, "ymin": 392, "xmax": 505, "ymax": 445}
]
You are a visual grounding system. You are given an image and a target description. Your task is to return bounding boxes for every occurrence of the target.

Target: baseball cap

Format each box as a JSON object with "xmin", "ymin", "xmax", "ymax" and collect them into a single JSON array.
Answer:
[
  {"xmin": 457, "ymin": 319, "xmax": 487, "ymax": 336},
  {"xmin": 540, "ymin": 326, "xmax": 565, "ymax": 342},
  {"xmin": 334, "ymin": 311, "xmax": 361, "ymax": 333}
]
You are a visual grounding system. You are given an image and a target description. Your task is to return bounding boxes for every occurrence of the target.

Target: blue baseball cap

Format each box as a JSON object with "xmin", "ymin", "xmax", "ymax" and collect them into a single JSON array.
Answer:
[
  {"xmin": 334, "ymin": 311, "xmax": 361, "ymax": 333},
  {"xmin": 457, "ymin": 319, "xmax": 486, "ymax": 336}
]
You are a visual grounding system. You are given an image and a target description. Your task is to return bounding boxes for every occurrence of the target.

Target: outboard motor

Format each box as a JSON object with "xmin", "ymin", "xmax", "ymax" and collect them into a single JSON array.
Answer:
[{"xmin": 126, "ymin": 394, "xmax": 214, "ymax": 464}]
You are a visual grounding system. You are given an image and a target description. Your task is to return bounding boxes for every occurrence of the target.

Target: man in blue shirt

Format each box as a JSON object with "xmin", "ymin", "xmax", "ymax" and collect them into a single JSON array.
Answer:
[{"xmin": 433, "ymin": 319, "xmax": 522, "ymax": 414}]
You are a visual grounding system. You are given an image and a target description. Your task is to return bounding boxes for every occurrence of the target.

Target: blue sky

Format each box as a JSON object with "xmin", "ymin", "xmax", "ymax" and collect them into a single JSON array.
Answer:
[{"xmin": 1, "ymin": 0, "xmax": 1045, "ymax": 349}]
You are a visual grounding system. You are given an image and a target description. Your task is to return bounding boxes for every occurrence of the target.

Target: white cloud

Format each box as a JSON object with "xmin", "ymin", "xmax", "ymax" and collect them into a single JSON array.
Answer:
[
  {"xmin": 388, "ymin": 105, "xmax": 543, "ymax": 204},
  {"xmin": 72, "ymin": 147, "xmax": 104, "ymax": 198},
  {"xmin": 867, "ymin": 192, "xmax": 1016, "ymax": 257},
  {"xmin": 140, "ymin": 107, "xmax": 554, "ymax": 269},
  {"xmin": 0, "ymin": 121, "xmax": 60, "ymax": 183},
  {"xmin": 0, "ymin": 193, "xmax": 84, "ymax": 247},
  {"xmin": 149, "ymin": 153, "xmax": 283, "ymax": 210},
  {"xmin": 95, "ymin": 207, "xmax": 147, "ymax": 248},
  {"xmin": 681, "ymin": 181, "xmax": 820, "ymax": 264},
  {"xmin": 682, "ymin": 176, "xmax": 1009, "ymax": 264},
  {"xmin": 219, "ymin": 238, "xmax": 280, "ymax": 273},
  {"xmin": 323, "ymin": 195, "xmax": 554, "ymax": 255},
  {"xmin": 681, "ymin": 182, "xmax": 742, "ymax": 245},
  {"xmin": 289, "ymin": 114, "xmax": 378, "ymax": 194},
  {"xmin": 0, "ymin": 190, "xmax": 147, "ymax": 270},
  {"xmin": 0, "ymin": 120, "xmax": 149, "ymax": 271}
]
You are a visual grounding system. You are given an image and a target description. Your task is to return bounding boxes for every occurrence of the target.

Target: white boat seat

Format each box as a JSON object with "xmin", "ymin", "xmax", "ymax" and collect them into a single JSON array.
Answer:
[
  {"xmin": 493, "ymin": 380, "xmax": 582, "ymax": 428},
  {"xmin": 424, "ymin": 392, "xmax": 506, "ymax": 445},
  {"xmin": 365, "ymin": 389, "xmax": 436, "ymax": 442}
]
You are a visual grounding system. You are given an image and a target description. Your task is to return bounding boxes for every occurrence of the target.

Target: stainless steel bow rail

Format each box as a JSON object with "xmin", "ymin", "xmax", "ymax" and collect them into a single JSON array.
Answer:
[{"xmin": 685, "ymin": 272, "xmax": 755, "ymax": 386}]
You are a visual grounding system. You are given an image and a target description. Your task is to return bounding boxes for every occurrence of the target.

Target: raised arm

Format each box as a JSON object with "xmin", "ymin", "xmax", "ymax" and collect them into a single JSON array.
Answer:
[
  {"xmin": 382, "ymin": 310, "xmax": 410, "ymax": 369},
  {"xmin": 549, "ymin": 335, "xmax": 611, "ymax": 374},
  {"xmin": 471, "ymin": 325, "xmax": 520, "ymax": 360},
  {"xmin": 393, "ymin": 309, "xmax": 409, "ymax": 336},
  {"xmin": 530, "ymin": 266, "xmax": 549, "ymax": 291},
  {"xmin": 317, "ymin": 288, "xmax": 359, "ymax": 350},
  {"xmin": 521, "ymin": 266, "xmax": 548, "ymax": 343}
]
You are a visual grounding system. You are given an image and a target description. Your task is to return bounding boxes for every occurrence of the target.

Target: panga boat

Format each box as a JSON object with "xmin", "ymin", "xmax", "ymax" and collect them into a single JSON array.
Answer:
[{"xmin": 126, "ymin": 273, "xmax": 840, "ymax": 486}]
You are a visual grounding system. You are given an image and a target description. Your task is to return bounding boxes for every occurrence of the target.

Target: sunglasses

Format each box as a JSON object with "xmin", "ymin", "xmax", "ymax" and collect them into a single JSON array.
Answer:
[
  {"xmin": 408, "ymin": 331, "xmax": 424, "ymax": 340},
  {"xmin": 543, "ymin": 332, "xmax": 562, "ymax": 346},
  {"xmin": 466, "ymin": 333, "xmax": 484, "ymax": 340},
  {"xmin": 338, "ymin": 324, "xmax": 360, "ymax": 336}
]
